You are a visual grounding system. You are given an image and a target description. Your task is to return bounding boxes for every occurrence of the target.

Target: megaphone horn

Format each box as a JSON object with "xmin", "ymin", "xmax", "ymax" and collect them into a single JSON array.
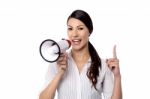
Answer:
[{"xmin": 39, "ymin": 39, "xmax": 71, "ymax": 63}]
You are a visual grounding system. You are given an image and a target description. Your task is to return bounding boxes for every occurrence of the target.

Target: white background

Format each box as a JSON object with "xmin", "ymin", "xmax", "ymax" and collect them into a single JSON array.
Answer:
[{"xmin": 0, "ymin": 0, "xmax": 150, "ymax": 99}]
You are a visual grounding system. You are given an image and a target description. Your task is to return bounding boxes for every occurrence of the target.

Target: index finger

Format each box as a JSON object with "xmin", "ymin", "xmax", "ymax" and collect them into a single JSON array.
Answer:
[{"xmin": 113, "ymin": 45, "xmax": 117, "ymax": 59}]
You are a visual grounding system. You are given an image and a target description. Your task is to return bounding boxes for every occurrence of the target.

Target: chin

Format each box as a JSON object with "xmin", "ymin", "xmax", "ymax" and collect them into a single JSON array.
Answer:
[
  {"xmin": 72, "ymin": 45, "xmax": 86, "ymax": 51},
  {"xmin": 72, "ymin": 47, "xmax": 81, "ymax": 51}
]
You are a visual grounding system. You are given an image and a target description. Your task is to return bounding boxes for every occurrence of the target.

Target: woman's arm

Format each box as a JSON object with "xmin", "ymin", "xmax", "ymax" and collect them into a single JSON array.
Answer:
[
  {"xmin": 107, "ymin": 45, "xmax": 122, "ymax": 99},
  {"xmin": 39, "ymin": 53, "xmax": 68, "ymax": 99},
  {"xmin": 39, "ymin": 72, "xmax": 64, "ymax": 99},
  {"xmin": 111, "ymin": 75, "xmax": 122, "ymax": 99}
]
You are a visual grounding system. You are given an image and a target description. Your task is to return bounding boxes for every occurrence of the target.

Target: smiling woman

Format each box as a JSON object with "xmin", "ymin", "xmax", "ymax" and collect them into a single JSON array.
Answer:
[
  {"xmin": 39, "ymin": 9, "xmax": 122, "ymax": 99},
  {"xmin": 67, "ymin": 18, "xmax": 90, "ymax": 53}
]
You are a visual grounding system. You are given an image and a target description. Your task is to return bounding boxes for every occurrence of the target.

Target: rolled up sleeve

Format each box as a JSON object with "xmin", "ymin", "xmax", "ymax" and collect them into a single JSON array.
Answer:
[
  {"xmin": 41, "ymin": 62, "xmax": 57, "ymax": 91},
  {"xmin": 102, "ymin": 60, "xmax": 114, "ymax": 99}
]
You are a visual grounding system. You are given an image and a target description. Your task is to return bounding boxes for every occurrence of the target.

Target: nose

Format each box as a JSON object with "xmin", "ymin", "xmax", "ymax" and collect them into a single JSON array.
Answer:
[{"xmin": 72, "ymin": 29, "xmax": 78, "ymax": 37}]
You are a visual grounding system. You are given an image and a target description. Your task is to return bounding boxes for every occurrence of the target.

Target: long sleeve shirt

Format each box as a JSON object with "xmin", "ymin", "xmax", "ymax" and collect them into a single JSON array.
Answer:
[{"xmin": 42, "ymin": 51, "xmax": 114, "ymax": 99}]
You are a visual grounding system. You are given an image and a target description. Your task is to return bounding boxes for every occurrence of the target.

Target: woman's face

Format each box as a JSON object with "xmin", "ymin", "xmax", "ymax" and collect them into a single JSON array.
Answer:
[{"xmin": 67, "ymin": 18, "xmax": 90, "ymax": 51}]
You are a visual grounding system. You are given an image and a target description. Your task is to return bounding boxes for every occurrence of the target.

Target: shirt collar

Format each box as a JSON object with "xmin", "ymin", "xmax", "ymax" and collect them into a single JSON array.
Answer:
[{"xmin": 67, "ymin": 49, "xmax": 92, "ymax": 63}]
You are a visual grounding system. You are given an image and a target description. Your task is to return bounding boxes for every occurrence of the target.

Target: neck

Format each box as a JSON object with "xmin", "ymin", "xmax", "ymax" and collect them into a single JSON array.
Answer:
[{"xmin": 71, "ymin": 47, "xmax": 90, "ymax": 63}]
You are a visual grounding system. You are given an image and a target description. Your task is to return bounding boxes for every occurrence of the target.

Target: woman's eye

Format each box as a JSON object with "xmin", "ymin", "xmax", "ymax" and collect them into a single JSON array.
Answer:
[
  {"xmin": 68, "ymin": 28, "xmax": 72, "ymax": 30},
  {"xmin": 78, "ymin": 27, "xmax": 83, "ymax": 30}
]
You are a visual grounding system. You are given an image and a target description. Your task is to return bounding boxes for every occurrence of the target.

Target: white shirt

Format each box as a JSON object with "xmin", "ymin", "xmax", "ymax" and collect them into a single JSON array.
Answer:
[{"xmin": 43, "ymin": 51, "xmax": 114, "ymax": 99}]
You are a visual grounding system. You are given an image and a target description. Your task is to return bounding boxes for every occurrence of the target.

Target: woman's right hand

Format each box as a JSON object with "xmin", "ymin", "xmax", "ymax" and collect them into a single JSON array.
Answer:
[{"xmin": 56, "ymin": 53, "xmax": 68, "ymax": 75}]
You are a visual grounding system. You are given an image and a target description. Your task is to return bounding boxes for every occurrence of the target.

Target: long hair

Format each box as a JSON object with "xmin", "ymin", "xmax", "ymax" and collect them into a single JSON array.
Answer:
[{"xmin": 67, "ymin": 10, "xmax": 102, "ymax": 90}]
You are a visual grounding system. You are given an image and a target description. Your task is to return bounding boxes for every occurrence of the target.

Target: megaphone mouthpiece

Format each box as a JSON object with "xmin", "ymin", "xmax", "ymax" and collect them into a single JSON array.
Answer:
[{"xmin": 62, "ymin": 39, "xmax": 71, "ymax": 48}]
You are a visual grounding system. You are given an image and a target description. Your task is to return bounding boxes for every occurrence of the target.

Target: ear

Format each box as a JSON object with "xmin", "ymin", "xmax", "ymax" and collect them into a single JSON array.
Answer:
[{"xmin": 89, "ymin": 33, "xmax": 91, "ymax": 36}]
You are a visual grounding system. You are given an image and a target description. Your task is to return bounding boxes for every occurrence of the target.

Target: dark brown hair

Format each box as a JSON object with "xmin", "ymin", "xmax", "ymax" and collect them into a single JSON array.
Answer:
[{"xmin": 67, "ymin": 9, "xmax": 101, "ymax": 90}]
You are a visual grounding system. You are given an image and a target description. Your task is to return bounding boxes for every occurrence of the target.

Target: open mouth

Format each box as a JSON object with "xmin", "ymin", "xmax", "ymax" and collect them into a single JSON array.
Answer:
[{"xmin": 72, "ymin": 39, "xmax": 81, "ymax": 45}]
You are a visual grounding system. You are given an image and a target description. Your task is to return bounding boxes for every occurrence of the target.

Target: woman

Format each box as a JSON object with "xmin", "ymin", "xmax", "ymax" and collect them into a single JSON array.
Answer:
[{"xmin": 39, "ymin": 9, "xmax": 122, "ymax": 99}]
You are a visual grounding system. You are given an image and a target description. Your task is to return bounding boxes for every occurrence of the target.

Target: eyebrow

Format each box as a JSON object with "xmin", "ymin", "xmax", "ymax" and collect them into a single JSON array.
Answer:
[{"xmin": 67, "ymin": 25, "xmax": 85, "ymax": 27}]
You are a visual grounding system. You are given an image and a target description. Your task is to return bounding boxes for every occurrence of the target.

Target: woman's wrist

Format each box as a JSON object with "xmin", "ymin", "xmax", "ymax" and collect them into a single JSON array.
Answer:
[
  {"xmin": 114, "ymin": 74, "xmax": 121, "ymax": 80},
  {"xmin": 57, "ymin": 71, "xmax": 65, "ymax": 78}
]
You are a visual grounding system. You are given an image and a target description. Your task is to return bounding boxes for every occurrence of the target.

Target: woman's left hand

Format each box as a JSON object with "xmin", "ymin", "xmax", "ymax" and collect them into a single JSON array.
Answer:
[{"xmin": 107, "ymin": 45, "xmax": 121, "ymax": 77}]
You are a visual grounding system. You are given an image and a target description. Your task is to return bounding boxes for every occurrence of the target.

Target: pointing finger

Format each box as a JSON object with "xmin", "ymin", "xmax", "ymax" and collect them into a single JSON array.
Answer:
[{"xmin": 113, "ymin": 45, "xmax": 117, "ymax": 59}]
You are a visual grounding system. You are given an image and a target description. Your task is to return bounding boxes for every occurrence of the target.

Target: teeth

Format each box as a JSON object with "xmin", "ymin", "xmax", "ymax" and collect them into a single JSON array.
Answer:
[
  {"xmin": 72, "ymin": 39, "xmax": 81, "ymax": 45},
  {"xmin": 73, "ymin": 40, "xmax": 80, "ymax": 42},
  {"xmin": 73, "ymin": 40, "xmax": 79, "ymax": 42}
]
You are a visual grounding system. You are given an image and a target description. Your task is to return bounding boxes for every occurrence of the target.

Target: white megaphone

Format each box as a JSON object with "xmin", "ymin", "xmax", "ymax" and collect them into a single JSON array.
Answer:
[{"xmin": 39, "ymin": 39, "xmax": 71, "ymax": 62}]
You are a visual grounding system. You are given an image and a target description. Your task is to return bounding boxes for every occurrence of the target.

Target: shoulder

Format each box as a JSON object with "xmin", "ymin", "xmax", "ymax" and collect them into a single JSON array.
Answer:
[
  {"xmin": 100, "ymin": 58, "xmax": 112, "ymax": 75},
  {"xmin": 101, "ymin": 58, "xmax": 108, "ymax": 71}
]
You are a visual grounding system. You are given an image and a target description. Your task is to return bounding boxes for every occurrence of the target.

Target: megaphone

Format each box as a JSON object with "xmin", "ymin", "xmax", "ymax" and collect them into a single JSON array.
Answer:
[{"xmin": 39, "ymin": 39, "xmax": 71, "ymax": 62}]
